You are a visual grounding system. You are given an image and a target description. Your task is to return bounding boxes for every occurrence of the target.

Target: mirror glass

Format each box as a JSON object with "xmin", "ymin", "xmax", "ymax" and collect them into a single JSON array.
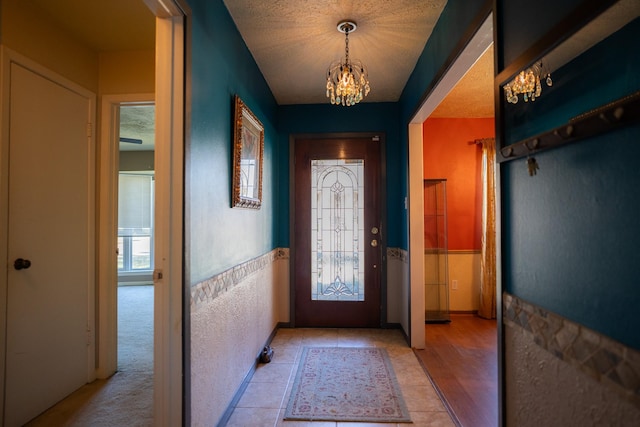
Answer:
[{"xmin": 501, "ymin": 0, "xmax": 640, "ymax": 147}]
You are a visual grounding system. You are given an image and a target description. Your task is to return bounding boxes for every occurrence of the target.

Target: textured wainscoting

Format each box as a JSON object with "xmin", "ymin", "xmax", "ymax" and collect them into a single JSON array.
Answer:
[
  {"xmin": 504, "ymin": 293, "xmax": 640, "ymax": 426},
  {"xmin": 190, "ymin": 248, "xmax": 289, "ymax": 426},
  {"xmin": 190, "ymin": 248, "xmax": 289, "ymax": 307}
]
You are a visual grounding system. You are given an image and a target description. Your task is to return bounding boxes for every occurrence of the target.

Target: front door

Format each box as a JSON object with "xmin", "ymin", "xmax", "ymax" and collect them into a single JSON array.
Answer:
[
  {"xmin": 4, "ymin": 61, "xmax": 94, "ymax": 426},
  {"xmin": 294, "ymin": 135, "xmax": 383, "ymax": 327}
]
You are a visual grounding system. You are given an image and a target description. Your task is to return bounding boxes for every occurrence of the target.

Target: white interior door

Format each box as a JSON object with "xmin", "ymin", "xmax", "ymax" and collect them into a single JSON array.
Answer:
[{"xmin": 4, "ymin": 61, "xmax": 94, "ymax": 426}]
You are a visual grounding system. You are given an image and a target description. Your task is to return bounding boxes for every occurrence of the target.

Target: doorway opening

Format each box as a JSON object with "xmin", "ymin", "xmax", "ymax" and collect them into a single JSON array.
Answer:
[
  {"xmin": 408, "ymin": 12, "xmax": 498, "ymax": 427},
  {"xmin": 117, "ymin": 102, "xmax": 155, "ymax": 379}
]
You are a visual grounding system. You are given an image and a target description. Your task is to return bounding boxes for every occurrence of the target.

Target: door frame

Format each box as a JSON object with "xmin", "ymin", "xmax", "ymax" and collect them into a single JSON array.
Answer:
[
  {"xmin": 407, "ymin": 13, "xmax": 494, "ymax": 349},
  {"xmin": 97, "ymin": 93, "xmax": 155, "ymax": 380},
  {"xmin": 0, "ymin": 46, "xmax": 97, "ymax": 421},
  {"xmin": 152, "ymin": 5, "xmax": 186, "ymax": 425},
  {"xmin": 289, "ymin": 132, "xmax": 388, "ymax": 327},
  {"xmin": 0, "ymin": 47, "xmax": 8, "ymax": 419}
]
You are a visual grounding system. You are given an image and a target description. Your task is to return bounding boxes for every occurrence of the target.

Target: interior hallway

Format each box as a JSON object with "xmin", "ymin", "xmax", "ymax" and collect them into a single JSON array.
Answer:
[
  {"xmin": 225, "ymin": 328, "xmax": 456, "ymax": 427},
  {"xmin": 24, "ymin": 308, "xmax": 492, "ymax": 426},
  {"xmin": 414, "ymin": 314, "xmax": 498, "ymax": 427}
]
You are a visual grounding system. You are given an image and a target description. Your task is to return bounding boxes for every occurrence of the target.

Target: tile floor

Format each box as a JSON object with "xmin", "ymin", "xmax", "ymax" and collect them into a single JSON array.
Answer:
[{"xmin": 225, "ymin": 328, "xmax": 456, "ymax": 427}]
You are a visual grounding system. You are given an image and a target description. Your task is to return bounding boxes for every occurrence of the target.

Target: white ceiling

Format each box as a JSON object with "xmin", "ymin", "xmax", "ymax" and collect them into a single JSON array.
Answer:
[
  {"xmin": 28, "ymin": 0, "xmax": 496, "ymax": 133},
  {"xmin": 119, "ymin": 105, "xmax": 156, "ymax": 152},
  {"xmin": 222, "ymin": 0, "xmax": 449, "ymax": 105},
  {"xmin": 23, "ymin": 0, "xmax": 639, "ymax": 154},
  {"xmin": 32, "ymin": 0, "xmax": 639, "ymax": 123},
  {"xmin": 431, "ymin": 44, "xmax": 494, "ymax": 118}
]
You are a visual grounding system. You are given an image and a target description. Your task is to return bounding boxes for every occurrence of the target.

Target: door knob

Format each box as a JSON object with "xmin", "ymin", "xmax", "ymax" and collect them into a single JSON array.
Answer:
[
  {"xmin": 14, "ymin": 258, "xmax": 32, "ymax": 270},
  {"xmin": 370, "ymin": 239, "xmax": 378, "ymax": 247}
]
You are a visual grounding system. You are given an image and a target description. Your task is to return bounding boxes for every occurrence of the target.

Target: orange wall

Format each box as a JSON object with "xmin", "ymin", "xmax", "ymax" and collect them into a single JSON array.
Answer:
[{"xmin": 423, "ymin": 118, "xmax": 494, "ymax": 250}]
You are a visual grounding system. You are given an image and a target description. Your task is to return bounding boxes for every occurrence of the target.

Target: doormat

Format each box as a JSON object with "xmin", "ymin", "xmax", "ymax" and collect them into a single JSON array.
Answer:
[{"xmin": 284, "ymin": 347, "xmax": 412, "ymax": 423}]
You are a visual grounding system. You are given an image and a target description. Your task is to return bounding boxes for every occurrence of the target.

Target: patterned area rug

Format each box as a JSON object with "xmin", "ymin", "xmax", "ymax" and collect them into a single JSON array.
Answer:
[{"xmin": 284, "ymin": 347, "xmax": 412, "ymax": 423}]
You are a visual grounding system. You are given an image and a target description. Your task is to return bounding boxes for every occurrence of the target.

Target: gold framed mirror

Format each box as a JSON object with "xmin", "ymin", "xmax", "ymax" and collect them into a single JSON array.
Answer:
[{"xmin": 232, "ymin": 95, "xmax": 264, "ymax": 209}]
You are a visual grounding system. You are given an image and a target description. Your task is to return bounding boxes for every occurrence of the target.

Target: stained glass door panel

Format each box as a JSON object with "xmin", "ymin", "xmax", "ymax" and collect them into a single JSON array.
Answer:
[
  {"xmin": 311, "ymin": 159, "xmax": 365, "ymax": 301},
  {"xmin": 294, "ymin": 136, "xmax": 382, "ymax": 327}
]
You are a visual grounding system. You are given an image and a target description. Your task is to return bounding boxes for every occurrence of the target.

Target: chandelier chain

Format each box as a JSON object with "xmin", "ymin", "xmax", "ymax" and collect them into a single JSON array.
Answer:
[{"xmin": 344, "ymin": 27, "xmax": 350, "ymax": 63}]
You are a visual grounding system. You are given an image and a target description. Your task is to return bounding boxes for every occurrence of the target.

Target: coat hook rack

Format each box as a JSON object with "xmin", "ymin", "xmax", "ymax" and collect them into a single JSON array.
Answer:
[{"xmin": 497, "ymin": 90, "xmax": 640, "ymax": 163}]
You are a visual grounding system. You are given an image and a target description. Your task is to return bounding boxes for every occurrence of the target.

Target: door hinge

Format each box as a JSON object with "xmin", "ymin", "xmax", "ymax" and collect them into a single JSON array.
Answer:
[
  {"xmin": 87, "ymin": 123, "xmax": 92, "ymax": 138},
  {"xmin": 86, "ymin": 327, "xmax": 92, "ymax": 346},
  {"xmin": 153, "ymin": 269, "xmax": 163, "ymax": 281}
]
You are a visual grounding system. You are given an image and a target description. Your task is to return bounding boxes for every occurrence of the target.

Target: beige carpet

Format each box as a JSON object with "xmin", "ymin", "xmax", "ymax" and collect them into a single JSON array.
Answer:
[{"xmin": 26, "ymin": 285, "xmax": 154, "ymax": 426}]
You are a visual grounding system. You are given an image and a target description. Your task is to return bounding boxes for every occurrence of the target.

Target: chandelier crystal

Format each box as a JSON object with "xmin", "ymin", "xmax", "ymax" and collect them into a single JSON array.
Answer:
[
  {"xmin": 326, "ymin": 21, "xmax": 370, "ymax": 106},
  {"xmin": 504, "ymin": 61, "xmax": 552, "ymax": 104}
]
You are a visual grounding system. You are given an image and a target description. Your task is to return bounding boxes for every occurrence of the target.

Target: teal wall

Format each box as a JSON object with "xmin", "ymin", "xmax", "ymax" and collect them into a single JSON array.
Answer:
[
  {"xmin": 277, "ymin": 103, "xmax": 402, "ymax": 247},
  {"xmin": 498, "ymin": 1, "xmax": 640, "ymax": 349},
  {"xmin": 187, "ymin": 0, "xmax": 279, "ymax": 285}
]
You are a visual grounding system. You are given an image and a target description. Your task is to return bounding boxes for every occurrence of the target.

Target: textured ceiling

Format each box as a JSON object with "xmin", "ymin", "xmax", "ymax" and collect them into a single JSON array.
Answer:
[
  {"xmin": 223, "ymin": 0, "xmax": 448, "ymax": 105},
  {"xmin": 27, "ymin": 0, "xmax": 496, "ymax": 119},
  {"xmin": 120, "ymin": 105, "xmax": 156, "ymax": 152},
  {"xmin": 24, "ymin": 0, "xmax": 637, "ymax": 121},
  {"xmin": 431, "ymin": 45, "xmax": 495, "ymax": 118}
]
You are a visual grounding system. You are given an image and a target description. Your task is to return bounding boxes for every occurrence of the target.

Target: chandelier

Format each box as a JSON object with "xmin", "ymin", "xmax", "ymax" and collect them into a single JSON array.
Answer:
[
  {"xmin": 326, "ymin": 21, "xmax": 370, "ymax": 106},
  {"xmin": 504, "ymin": 61, "xmax": 552, "ymax": 104}
]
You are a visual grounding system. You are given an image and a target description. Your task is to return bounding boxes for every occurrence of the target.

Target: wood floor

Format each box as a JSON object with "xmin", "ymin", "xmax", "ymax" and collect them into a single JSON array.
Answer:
[{"xmin": 414, "ymin": 314, "xmax": 498, "ymax": 427}]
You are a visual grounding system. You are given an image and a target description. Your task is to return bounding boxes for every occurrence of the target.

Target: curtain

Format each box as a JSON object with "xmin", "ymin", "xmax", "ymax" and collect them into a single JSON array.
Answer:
[{"xmin": 478, "ymin": 138, "xmax": 497, "ymax": 319}]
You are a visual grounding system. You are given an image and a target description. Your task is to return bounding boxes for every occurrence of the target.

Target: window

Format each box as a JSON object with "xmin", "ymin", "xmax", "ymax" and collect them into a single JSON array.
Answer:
[
  {"xmin": 118, "ymin": 173, "xmax": 154, "ymax": 272},
  {"xmin": 311, "ymin": 159, "xmax": 365, "ymax": 301}
]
